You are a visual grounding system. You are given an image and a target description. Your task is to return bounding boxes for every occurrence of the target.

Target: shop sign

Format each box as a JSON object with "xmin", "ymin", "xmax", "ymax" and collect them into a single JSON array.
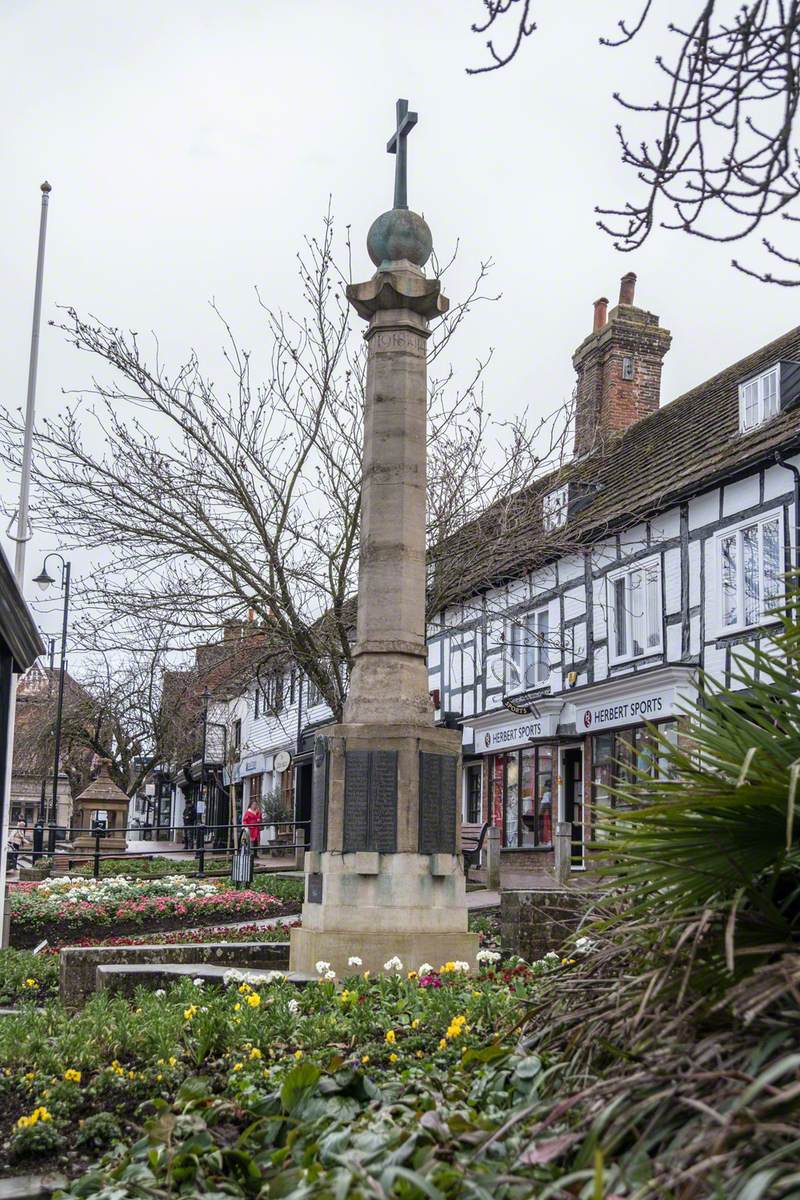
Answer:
[
  {"xmin": 240, "ymin": 754, "xmax": 263, "ymax": 777},
  {"xmin": 478, "ymin": 712, "xmax": 558, "ymax": 753},
  {"xmin": 575, "ymin": 685, "xmax": 675, "ymax": 732}
]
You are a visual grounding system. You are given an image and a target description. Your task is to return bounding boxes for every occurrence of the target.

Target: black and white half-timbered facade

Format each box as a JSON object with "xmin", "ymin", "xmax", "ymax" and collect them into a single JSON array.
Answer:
[
  {"xmin": 206, "ymin": 273, "xmax": 800, "ymax": 883},
  {"xmin": 427, "ymin": 274, "xmax": 800, "ymax": 877}
]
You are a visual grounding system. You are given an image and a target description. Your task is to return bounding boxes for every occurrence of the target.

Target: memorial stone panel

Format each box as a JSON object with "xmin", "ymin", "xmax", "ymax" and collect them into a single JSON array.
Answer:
[
  {"xmin": 343, "ymin": 750, "xmax": 398, "ymax": 852},
  {"xmin": 418, "ymin": 752, "xmax": 458, "ymax": 854},
  {"xmin": 307, "ymin": 873, "xmax": 323, "ymax": 904}
]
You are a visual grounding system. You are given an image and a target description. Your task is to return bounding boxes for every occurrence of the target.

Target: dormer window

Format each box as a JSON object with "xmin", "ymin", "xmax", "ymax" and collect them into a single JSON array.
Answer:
[
  {"xmin": 739, "ymin": 365, "xmax": 779, "ymax": 431},
  {"xmin": 542, "ymin": 485, "xmax": 568, "ymax": 531}
]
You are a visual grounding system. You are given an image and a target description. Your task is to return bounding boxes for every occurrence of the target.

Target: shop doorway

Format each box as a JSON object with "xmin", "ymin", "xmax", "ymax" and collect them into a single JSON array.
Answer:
[
  {"xmin": 561, "ymin": 746, "xmax": 584, "ymax": 867},
  {"xmin": 295, "ymin": 761, "xmax": 313, "ymax": 848}
]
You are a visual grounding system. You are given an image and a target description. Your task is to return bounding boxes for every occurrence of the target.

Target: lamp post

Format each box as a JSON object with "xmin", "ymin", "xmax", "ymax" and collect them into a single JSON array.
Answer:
[
  {"xmin": 197, "ymin": 686, "xmax": 210, "ymax": 851},
  {"xmin": 33, "ymin": 554, "xmax": 70, "ymax": 847}
]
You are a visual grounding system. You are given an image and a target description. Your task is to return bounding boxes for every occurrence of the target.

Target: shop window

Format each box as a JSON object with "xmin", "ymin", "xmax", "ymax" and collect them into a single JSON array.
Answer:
[
  {"xmin": 592, "ymin": 722, "xmax": 677, "ymax": 821},
  {"xmin": 464, "ymin": 763, "xmax": 482, "ymax": 824},
  {"xmin": 233, "ymin": 719, "xmax": 242, "ymax": 753},
  {"xmin": 608, "ymin": 557, "xmax": 662, "ymax": 663},
  {"xmin": 493, "ymin": 746, "xmax": 554, "ymax": 849},
  {"xmin": 249, "ymin": 773, "xmax": 262, "ymax": 807},
  {"xmin": 717, "ymin": 510, "xmax": 783, "ymax": 634}
]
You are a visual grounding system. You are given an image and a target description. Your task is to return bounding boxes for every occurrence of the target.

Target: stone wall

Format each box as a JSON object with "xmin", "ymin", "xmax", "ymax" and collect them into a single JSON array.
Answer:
[{"xmin": 501, "ymin": 888, "xmax": 604, "ymax": 962}]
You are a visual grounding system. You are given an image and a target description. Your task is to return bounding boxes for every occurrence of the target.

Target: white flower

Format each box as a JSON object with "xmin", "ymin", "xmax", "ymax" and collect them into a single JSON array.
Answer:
[
  {"xmin": 575, "ymin": 936, "xmax": 596, "ymax": 954},
  {"xmin": 418, "ymin": 962, "xmax": 433, "ymax": 976},
  {"xmin": 476, "ymin": 949, "xmax": 501, "ymax": 964},
  {"xmin": 287, "ymin": 998, "xmax": 300, "ymax": 1015},
  {"xmin": 154, "ymin": 989, "xmax": 165, "ymax": 998},
  {"xmin": 193, "ymin": 978, "xmax": 204, "ymax": 988},
  {"xmin": 323, "ymin": 970, "xmax": 336, "ymax": 981},
  {"xmin": 314, "ymin": 960, "xmax": 331, "ymax": 975},
  {"xmin": 347, "ymin": 956, "xmax": 363, "ymax": 968},
  {"xmin": 383, "ymin": 956, "xmax": 403, "ymax": 972},
  {"xmin": 452, "ymin": 961, "xmax": 470, "ymax": 973}
]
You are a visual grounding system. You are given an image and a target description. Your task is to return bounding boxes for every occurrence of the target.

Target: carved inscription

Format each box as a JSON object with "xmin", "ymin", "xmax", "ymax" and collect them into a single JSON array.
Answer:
[
  {"xmin": 373, "ymin": 330, "xmax": 425, "ymax": 355},
  {"xmin": 343, "ymin": 750, "xmax": 398, "ymax": 853},
  {"xmin": 310, "ymin": 736, "xmax": 329, "ymax": 852},
  {"xmin": 307, "ymin": 872, "xmax": 323, "ymax": 904},
  {"xmin": 418, "ymin": 753, "xmax": 458, "ymax": 855}
]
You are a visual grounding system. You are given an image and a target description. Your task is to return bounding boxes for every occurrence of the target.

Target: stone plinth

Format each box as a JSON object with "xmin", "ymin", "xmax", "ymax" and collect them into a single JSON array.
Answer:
[{"xmin": 290, "ymin": 721, "xmax": 478, "ymax": 977}]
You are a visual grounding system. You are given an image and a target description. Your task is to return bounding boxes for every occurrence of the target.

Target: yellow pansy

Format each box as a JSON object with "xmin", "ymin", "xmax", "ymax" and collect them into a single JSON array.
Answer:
[
  {"xmin": 246, "ymin": 993, "xmax": 261, "ymax": 1008},
  {"xmin": 63, "ymin": 1069, "xmax": 81, "ymax": 1084},
  {"xmin": 384, "ymin": 1029, "xmax": 396, "ymax": 1045},
  {"xmin": 389, "ymin": 1052, "xmax": 398, "ymax": 1063}
]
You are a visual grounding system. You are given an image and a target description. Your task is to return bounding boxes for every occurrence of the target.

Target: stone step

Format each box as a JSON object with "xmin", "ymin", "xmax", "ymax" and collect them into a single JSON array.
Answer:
[
  {"xmin": 95, "ymin": 961, "xmax": 316, "ymax": 996},
  {"xmin": 0, "ymin": 1173, "xmax": 66, "ymax": 1199},
  {"xmin": 60, "ymin": 941, "xmax": 291, "ymax": 1006}
]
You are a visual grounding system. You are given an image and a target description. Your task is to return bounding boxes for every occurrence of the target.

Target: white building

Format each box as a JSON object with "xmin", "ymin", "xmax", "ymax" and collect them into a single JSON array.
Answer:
[{"xmin": 214, "ymin": 274, "xmax": 800, "ymax": 880}]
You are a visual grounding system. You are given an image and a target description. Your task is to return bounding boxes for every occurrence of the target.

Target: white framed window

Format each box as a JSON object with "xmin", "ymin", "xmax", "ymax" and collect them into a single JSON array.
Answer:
[
  {"xmin": 543, "ymin": 485, "xmax": 568, "ymax": 531},
  {"xmin": 717, "ymin": 510, "xmax": 783, "ymax": 633},
  {"xmin": 306, "ymin": 676, "xmax": 324, "ymax": 707},
  {"xmin": 739, "ymin": 365, "xmax": 779, "ymax": 432},
  {"xmin": 608, "ymin": 557, "xmax": 662, "ymax": 663},
  {"xmin": 506, "ymin": 607, "xmax": 550, "ymax": 689}
]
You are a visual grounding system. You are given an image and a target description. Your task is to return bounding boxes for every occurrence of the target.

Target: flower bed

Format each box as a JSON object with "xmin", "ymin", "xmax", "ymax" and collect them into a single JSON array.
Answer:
[
  {"xmin": 0, "ymin": 948, "xmax": 558, "ymax": 1183},
  {"xmin": 7, "ymin": 875, "xmax": 300, "ymax": 948}
]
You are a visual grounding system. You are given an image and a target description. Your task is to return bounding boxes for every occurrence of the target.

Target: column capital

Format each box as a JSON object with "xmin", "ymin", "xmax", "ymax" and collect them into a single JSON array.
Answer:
[{"xmin": 346, "ymin": 269, "xmax": 449, "ymax": 322}]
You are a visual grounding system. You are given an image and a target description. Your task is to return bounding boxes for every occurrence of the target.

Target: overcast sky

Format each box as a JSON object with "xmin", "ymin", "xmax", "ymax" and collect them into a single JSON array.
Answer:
[{"xmin": 2, "ymin": 0, "xmax": 798, "ymax": 649}]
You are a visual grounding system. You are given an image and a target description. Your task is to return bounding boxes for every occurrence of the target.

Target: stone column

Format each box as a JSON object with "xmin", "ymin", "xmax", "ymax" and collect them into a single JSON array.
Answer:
[
  {"xmin": 289, "ymin": 208, "xmax": 478, "ymax": 977},
  {"xmin": 344, "ymin": 267, "xmax": 445, "ymax": 728}
]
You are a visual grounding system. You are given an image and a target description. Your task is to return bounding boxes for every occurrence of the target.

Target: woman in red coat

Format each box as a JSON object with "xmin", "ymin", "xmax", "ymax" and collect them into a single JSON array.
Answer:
[{"xmin": 242, "ymin": 797, "xmax": 262, "ymax": 856}]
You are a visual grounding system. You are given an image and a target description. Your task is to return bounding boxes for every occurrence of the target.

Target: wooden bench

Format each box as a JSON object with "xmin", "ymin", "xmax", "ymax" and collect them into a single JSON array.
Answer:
[{"xmin": 462, "ymin": 821, "xmax": 490, "ymax": 883}]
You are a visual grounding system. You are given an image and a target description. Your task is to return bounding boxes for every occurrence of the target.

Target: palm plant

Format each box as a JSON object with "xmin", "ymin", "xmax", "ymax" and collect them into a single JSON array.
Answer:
[{"xmin": 595, "ymin": 591, "xmax": 800, "ymax": 996}]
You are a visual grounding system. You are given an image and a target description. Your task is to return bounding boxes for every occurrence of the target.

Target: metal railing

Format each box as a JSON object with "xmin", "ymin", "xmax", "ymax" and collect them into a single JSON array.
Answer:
[{"xmin": 15, "ymin": 820, "xmax": 309, "ymax": 881}]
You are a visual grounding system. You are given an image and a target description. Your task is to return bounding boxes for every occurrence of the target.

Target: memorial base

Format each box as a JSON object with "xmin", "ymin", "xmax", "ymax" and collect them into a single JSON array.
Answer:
[
  {"xmin": 290, "ymin": 851, "xmax": 479, "ymax": 976},
  {"xmin": 290, "ymin": 926, "xmax": 479, "ymax": 978}
]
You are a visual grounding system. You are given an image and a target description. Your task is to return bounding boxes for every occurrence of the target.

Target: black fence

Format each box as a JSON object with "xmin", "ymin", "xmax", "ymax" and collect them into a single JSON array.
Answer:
[{"xmin": 12, "ymin": 820, "xmax": 306, "ymax": 881}]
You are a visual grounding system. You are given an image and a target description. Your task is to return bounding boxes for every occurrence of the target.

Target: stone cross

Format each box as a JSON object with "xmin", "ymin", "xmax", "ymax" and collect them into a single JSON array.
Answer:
[{"xmin": 387, "ymin": 98, "xmax": 418, "ymax": 210}]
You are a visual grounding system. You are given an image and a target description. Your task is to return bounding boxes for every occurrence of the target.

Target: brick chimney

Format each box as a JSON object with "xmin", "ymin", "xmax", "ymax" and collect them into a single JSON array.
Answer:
[{"xmin": 572, "ymin": 273, "xmax": 671, "ymax": 456}]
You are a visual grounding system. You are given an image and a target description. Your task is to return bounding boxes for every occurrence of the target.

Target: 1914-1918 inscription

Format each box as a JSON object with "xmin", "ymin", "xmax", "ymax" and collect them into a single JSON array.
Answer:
[
  {"xmin": 343, "ymin": 750, "xmax": 398, "ymax": 853},
  {"xmin": 418, "ymin": 753, "xmax": 458, "ymax": 854}
]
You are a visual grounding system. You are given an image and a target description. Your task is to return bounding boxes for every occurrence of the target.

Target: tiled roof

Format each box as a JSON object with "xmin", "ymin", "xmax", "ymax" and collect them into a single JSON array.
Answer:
[{"xmin": 438, "ymin": 323, "xmax": 800, "ymax": 599}]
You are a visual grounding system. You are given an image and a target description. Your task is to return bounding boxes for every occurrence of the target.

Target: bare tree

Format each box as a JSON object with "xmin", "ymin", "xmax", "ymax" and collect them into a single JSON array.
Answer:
[
  {"xmin": 467, "ymin": 1, "xmax": 800, "ymax": 283},
  {"xmin": 0, "ymin": 212, "xmax": 577, "ymax": 722}
]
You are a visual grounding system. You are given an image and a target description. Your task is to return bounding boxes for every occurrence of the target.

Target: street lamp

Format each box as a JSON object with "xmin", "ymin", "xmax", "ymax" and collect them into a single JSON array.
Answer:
[{"xmin": 33, "ymin": 553, "xmax": 70, "ymax": 845}]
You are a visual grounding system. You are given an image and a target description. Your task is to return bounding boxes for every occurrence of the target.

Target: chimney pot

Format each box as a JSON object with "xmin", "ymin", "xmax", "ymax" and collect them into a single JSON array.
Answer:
[
  {"xmin": 592, "ymin": 297, "xmax": 609, "ymax": 333},
  {"xmin": 619, "ymin": 272, "xmax": 637, "ymax": 306}
]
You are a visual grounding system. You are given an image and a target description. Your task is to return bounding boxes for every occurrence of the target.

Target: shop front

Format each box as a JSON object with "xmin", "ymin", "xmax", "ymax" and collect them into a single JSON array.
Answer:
[
  {"xmin": 472, "ymin": 707, "xmax": 562, "ymax": 866},
  {"xmin": 467, "ymin": 666, "xmax": 696, "ymax": 876}
]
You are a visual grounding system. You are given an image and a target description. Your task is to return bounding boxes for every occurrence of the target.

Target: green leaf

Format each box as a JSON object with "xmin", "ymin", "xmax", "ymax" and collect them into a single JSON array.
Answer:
[{"xmin": 280, "ymin": 1062, "xmax": 321, "ymax": 1113}]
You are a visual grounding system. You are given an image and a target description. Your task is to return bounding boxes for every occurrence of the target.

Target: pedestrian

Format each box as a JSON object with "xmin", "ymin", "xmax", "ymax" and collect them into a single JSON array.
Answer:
[
  {"xmin": 182, "ymin": 798, "xmax": 196, "ymax": 850},
  {"xmin": 242, "ymin": 796, "xmax": 263, "ymax": 859},
  {"xmin": 10, "ymin": 818, "xmax": 27, "ymax": 870}
]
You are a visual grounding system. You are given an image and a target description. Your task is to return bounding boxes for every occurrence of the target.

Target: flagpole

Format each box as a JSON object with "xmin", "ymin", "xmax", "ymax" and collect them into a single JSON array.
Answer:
[
  {"xmin": 0, "ymin": 183, "xmax": 52, "ymax": 948},
  {"xmin": 12, "ymin": 180, "xmax": 52, "ymax": 582}
]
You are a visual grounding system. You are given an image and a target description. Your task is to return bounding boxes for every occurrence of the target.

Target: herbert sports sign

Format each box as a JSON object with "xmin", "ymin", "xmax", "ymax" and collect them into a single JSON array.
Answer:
[
  {"xmin": 576, "ymin": 689, "xmax": 671, "ymax": 733},
  {"xmin": 479, "ymin": 712, "xmax": 559, "ymax": 752}
]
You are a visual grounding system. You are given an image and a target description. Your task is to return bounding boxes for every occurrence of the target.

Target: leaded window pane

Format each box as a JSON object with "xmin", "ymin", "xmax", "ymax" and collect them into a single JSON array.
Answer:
[
  {"xmin": 614, "ymin": 576, "xmax": 627, "ymax": 656},
  {"xmin": 743, "ymin": 525, "xmax": 760, "ymax": 625},
  {"xmin": 721, "ymin": 534, "xmax": 738, "ymax": 626},
  {"xmin": 762, "ymin": 518, "xmax": 781, "ymax": 608}
]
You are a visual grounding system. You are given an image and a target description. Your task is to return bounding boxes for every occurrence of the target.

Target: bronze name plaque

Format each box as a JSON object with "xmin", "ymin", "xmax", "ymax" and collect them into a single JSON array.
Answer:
[
  {"xmin": 343, "ymin": 749, "xmax": 398, "ymax": 853},
  {"xmin": 307, "ymin": 872, "xmax": 323, "ymax": 904},
  {"xmin": 418, "ymin": 752, "xmax": 458, "ymax": 855}
]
